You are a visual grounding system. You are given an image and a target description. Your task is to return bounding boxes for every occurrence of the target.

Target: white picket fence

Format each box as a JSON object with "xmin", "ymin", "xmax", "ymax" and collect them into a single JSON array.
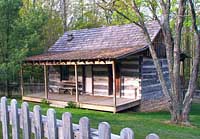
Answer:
[{"xmin": 0, "ymin": 97, "xmax": 160, "ymax": 139}]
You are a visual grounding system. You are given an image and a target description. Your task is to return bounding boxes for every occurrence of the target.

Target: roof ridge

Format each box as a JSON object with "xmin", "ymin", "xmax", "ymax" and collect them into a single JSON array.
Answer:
[{"xmin": 64, "ymin": 20, "xmax": 159, "ymax": 33}]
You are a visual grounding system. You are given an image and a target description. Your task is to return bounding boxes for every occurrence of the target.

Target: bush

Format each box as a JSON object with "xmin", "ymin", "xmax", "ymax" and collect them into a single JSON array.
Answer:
[
  {"xmin": 67, "ymin": 101, "xmax": 78, "ymax": 108},
  {"xmin": 41, "ymin": 99, "xmax": 49, "ymax": 105}
]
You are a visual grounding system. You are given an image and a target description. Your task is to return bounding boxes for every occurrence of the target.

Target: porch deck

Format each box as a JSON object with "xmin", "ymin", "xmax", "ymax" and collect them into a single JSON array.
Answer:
[{"xmin": 23, "ymin": 93, "xmax": 141, "ymax": 112}]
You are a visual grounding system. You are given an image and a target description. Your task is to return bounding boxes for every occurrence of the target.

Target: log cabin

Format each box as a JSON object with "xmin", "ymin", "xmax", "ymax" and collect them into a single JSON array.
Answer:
[{"xmin": 22, "ymin": 21, "xmax": 170, "ymax": 113}]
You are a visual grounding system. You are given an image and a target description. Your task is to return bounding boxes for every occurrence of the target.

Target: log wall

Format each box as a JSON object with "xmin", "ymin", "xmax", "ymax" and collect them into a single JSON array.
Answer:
[
  {"xmin": 119, "ymin": 55, "xmax": 141, "ymax": 99},
  {"xmin": 93, "ymin": 65, "xmax": 110, "ymax": 96},
  {"xmin": 67, "ymin": 66, "xmax": 83, "ymax": 82},
  {"xmin": 48, "ymin": 65, "xmax": 109, "ymax": 96},
  {"xmin": 140, "ymin": 57, "xmax": 170, "ymax": 112}
]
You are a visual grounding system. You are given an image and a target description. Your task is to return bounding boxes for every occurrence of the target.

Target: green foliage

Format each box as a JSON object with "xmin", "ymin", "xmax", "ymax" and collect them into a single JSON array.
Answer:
[
  {"xmin": 71, "ymin": 10, "xmax": 106, "ymax": 30},
  {"xmin": 23, "ymin": 65, "xmax": 44, "ymax": 83},
  {"xmin": 15, "ymin": 0, "xmax": 63, "ymax": 84},
  {"xmin": 0, "ymin": 0, "xmax": 22, "ymax": 83},
  {"xmin": 41, "ymin": 98, "xmax": 49, "ymax": 105},
  {"xmin": 67, "ymin": 101, "xmax": 78, "ymax": 108},
  {"xmin": 42, "ymin": 12, "xmax": 63, "ymax": 50},
  {"xmin": 14, "ymin": 1, "xmax": 49, "ymax": 57},
  {"xmin": 110, "ymin": 0, "xmax": 138, "ymax": 25},
  {"xmin": 0, "ymin": 0, "xmax": 63, "ymax": 91}
]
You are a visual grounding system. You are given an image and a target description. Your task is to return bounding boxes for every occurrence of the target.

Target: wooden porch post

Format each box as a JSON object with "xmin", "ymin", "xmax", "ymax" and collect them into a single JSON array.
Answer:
[
  {"xmin": 44, "ymin": 65, "xmax": 48, "ymax": 100},
  {"xmin": 20, "ymin": 65, "xmax": 24, "ymax": 97},
  {"xmin": 75, "ymin": 64, "xmax": 79, "ymax": 103},
  {"xmin": 112, "ymin": 61, "xmax": 117, "ymax": 113}
]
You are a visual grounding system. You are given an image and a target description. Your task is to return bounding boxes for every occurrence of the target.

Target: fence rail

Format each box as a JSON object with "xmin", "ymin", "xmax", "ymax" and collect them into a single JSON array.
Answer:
[{"xmin": 0, "ymin": 97, "xmax": 159, "ymax": 139}]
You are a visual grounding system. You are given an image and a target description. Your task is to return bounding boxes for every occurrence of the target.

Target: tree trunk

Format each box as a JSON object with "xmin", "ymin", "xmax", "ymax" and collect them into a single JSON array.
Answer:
[
  {"xmin": 170, "ymin": 0, "xmax": 187, "ymax": 124},
  {"xmin": 181, "ymin": 98, "xmax": 192, "ymax": 125},
  {"xmin": 180, "ymin": 0, "xmax": 200, "ymax": 125},
  {"xmin": 182, "ymin": 34, "xmax": 200, "ymax": 124},
  {"xmin": 5, "ymin": 79, "xmax": 9, "ymax": 97},
  {"xmin": 63, "ymin": 0, "xmax": 68, "ymax": 32}
]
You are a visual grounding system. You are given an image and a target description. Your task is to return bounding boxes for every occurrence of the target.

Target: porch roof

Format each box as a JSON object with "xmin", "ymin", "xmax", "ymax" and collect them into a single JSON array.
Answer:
[{"xmin": 25, "ymin": 46, "xmax": 148, "ymax": 63}]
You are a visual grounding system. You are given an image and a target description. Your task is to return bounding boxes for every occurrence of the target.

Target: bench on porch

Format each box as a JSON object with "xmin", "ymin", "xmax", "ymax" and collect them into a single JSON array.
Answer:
[{"xmin": 58, "ymin": 81, "xmax": 82, "ymax": 95}]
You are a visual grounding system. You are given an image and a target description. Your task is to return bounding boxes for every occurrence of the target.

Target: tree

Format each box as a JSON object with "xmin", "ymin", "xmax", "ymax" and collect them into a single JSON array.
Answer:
[
  {"xmin": 184, "ymin": 0, "xmax": 200, "ymax": 124},
  {"xmin": 100, "ymin": 0, "xmax": 199, "ymax": 124},
  {"xmin": 0, "ymin": 0, "xmax": 63, "ymax": 96},
  {"xmin": 0, "ymin": 0, "xmax": 22, "ymax": 96},
  {"xmin": 62, "ymin": 0, "xmax": 69, "ymax": 31},
  {"xmin": 61, "ymin": 0, "xmax": 106, "ymax": 30},
  {"xmin": 13, "ymin": 0, "xmax": 63, "ymax": 85}
]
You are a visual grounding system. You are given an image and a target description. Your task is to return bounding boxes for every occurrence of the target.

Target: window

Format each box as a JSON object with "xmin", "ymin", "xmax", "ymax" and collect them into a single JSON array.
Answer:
[{"xmin": 60, "ymin": 66, "xmax": 69, "ymax": 81}]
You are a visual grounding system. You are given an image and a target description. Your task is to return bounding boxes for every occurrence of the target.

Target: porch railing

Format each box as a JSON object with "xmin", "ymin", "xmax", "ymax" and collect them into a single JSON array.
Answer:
[{"xmin": 0, "ymin": 97, "xmax": 159, "ymax": 139}]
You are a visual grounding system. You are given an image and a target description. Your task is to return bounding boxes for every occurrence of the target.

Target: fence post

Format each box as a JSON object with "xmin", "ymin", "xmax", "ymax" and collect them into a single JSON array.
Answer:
[
  {"xmin": 47, "ymin": 108, "xmax": 58, "ymax": 139},
  {"xmin": 98, "ymin": 122, "xmax": 111, "ymax": 139},
  {"xmin": 22, "ymin": 102, "xmax": 31, "ymax": 139},
  {"xmin": 120, "ymin": 128, "xmax": 134, "ymax": 139},
  {"xmin": 79, "ymin": 117, "xmax": 90, "ymax": 139},
  {"xmin": 11, "ymin": 99, "xmax": 20, "ymax": 139},
  {"xmin": 33, "ymin": 105, "xmax": 43, "ymax": 139},
  {"xmin": 62, "ymin": 112, "xmax": 74, "ymax": 139},
  {"xmin": 1, "ymin": 97, "xmax": 9, "ymax": 139},
  {"xmin": 146, "ymin": 133, "xmax": 160, "ymax": 139}
]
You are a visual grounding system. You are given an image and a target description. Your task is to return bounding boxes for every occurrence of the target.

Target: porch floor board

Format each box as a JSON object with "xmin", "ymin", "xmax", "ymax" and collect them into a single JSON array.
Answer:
[{"xmin": 23, "ymin": 93, "xmax": 140, "ymax": 112}]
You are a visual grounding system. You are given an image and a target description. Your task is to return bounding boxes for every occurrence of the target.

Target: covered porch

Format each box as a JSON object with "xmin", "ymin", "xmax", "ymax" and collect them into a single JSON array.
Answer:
[{"xmin": 21, "ymin": 48, "xmax": 142, "ymax": 113}]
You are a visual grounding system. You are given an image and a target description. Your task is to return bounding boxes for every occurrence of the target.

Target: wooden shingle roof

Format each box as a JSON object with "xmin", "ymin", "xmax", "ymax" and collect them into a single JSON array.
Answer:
[{"xmin": 26, "ymin": 21, "xmax": 161, "ymax": 62}]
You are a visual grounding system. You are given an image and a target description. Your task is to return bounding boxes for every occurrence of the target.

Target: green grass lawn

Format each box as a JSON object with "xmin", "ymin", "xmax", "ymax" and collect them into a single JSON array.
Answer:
[{"xmin": 4, "ymin": 99, "xmax": 200, "ymax": 139}]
